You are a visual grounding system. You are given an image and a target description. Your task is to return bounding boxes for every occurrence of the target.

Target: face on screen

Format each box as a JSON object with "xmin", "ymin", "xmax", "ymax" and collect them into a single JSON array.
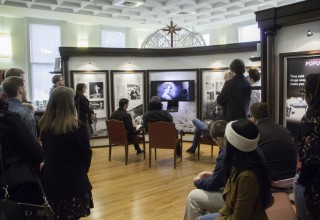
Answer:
[{"xmin": 156, "ymin": 81, "xmax": 191, "ymax": 101}]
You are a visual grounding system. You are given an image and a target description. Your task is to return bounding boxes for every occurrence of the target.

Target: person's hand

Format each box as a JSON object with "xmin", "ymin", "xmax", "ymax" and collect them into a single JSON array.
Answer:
[
  {"xmin": 199, "ymin": 171, "xmax": 213, "ymax": 179},
  {"xmin": 40, "ymin": 162, "xmax": 44, "ymax": 171},
  {"xmin": 193, "ymin": 175, "xmax": 201, "ymax": 183}
]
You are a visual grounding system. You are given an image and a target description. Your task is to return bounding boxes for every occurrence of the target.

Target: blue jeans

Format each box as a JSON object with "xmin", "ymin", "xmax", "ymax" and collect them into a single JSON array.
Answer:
[
  {"xmin": 199, "ymin": 213, "xmax": 221, "ymax": 220},
  {"xmin": 293, "ymin": 174, "xmax": 308, "ymax": 220},
  {"xmin": 189, "ymin": 119, "xmax": 209, "ymax": 151}
]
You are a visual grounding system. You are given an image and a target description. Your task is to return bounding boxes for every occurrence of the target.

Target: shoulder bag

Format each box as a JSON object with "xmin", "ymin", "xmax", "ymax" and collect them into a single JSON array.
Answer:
[{"xmin": 0, "ymin": 140, "xmax": 54, "ymax": 220}]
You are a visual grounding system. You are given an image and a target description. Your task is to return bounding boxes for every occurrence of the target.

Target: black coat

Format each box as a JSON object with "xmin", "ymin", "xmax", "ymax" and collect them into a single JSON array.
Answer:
[
  {"xmin": 217, "ymin": 74, "xmax": 251, "ymax": 122},
  {"xmin": 110, "ymin": 108, "xmax": 137, "ymax": 142},
  {"xmin": 41, "ymin": 123, "xmax": 92, "ymax": 199},
  {"xmin": 142, "ymin": 109, "xmax": 173, "ymax": 133},
  {"xmin": 0, "ymin": 111, "xmax": 44, "ymax": 202},
  {"xmin": 75, "ymin": 93, "xmax": 94, "ymax": 124}
]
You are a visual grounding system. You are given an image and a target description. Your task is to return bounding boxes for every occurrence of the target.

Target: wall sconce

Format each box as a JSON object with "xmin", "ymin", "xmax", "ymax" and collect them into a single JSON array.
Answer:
[
  {"xmin": 78, "ymin": 38, "xmax": 88, "ymax": 47},
  {"xmin": 307, "ymin": 30, "xmax": 313, "ymax": 37},
  {"xmin": 0, "ymin": 33, "xmax": 12, "ymax": 58}
]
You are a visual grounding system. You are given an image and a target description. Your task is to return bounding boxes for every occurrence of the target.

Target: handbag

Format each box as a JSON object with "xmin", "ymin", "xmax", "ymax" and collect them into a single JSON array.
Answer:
[{"xmin": 0, "ymin": 140, "xmax": 54, "ymax": 220}]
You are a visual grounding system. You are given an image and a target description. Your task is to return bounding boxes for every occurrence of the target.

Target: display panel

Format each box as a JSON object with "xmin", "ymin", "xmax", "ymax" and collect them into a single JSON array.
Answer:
[{"xmin": 150, "ymin": 80, "xmax": 195, "ymax": 101}]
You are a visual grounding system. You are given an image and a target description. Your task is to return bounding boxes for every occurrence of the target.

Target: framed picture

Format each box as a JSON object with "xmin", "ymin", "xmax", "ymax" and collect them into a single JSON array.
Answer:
[
  {"xmin": 279, "ymin": 51, "xmax": 320, "ymax": 141},
  {"xmin": 111, "ymin": 70, "xmax": 146, "ymax": 128},
  {"xmin": 200, "ymin": 68, "xmax": 228, "ymax": 124},
  {"xmin": 71, "ymin": 70, "xmax": 109, "ymax": 138},
  {"xmin": 147, "ymin": 69, "xmax": 199, "ymax": 133}
]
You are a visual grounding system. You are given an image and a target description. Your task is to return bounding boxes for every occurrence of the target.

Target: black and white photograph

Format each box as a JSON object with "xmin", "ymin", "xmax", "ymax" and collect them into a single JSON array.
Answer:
[
  {"xmin": 207, "ymin": 91, "xmax": 215, "ymax": 100},
  {"xmin": 205, "ymin": 82, "xmax": 215, "ymax": 90},
  {"xmin": 89, "ymin": 101, "xmax": 104, "ymax": 110},
  {"xmin": 89, "ymin": 82, "xmax": 104, "ymax": 99},
  {"xmin": 71, "ymin": 70, "xmax": 109, "ymax": 138},
  {"xmin": 127, "ymin": 84, "xmax": 141, "ymax": 100}
]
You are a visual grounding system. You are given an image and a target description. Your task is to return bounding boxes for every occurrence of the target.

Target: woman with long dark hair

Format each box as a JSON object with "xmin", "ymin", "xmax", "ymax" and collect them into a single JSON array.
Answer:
[
  {"xmin": 39, "ymin": 87, "xmax": 93, "ymax": 219},
  {"xmin": 200, "ymin": 119, "xmax": 272, "ymax": 220},
  {"xmin": 74, "ymin": 83, "xmax": 94, "ymax": 137},
  {"xmin": 294, "ymin": 73, "xmax": 320, "ymax": 220}
]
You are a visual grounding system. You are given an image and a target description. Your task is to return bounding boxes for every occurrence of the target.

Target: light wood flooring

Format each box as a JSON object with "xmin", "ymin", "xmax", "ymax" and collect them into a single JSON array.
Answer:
[{"xmin": 83, "ymin": 142, "xmax": 219, "ymax": 220}]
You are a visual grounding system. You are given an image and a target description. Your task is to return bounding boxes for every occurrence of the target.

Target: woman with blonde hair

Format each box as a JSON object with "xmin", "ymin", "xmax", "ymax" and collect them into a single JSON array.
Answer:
[{"xmin": 39, "ymin": 86, "xmax": 93, "ymax": 220}]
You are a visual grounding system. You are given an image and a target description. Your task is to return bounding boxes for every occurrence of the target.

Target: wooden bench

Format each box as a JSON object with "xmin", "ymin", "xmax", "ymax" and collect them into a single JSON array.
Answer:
[{"xmin": 266, "ymin": 192, "xmax": 297, "ymax": 220}]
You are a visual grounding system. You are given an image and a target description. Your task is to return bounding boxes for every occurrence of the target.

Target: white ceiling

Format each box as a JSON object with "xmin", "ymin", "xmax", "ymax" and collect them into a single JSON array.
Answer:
[{"xmin": 0, "ymin": 0, "xmax": 304, "ymax": 30}]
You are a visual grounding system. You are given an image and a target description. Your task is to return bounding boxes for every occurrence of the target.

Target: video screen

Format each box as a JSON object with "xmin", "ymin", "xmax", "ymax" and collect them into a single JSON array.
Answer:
[{"xmin": 150, "ymin": 80, "xmax": 195, "ymax": 101}]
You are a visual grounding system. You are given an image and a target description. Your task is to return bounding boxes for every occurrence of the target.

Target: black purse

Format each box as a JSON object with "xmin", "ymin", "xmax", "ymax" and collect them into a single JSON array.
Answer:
[{"xmin": 0, "ymin": 141, "xmax": 54, "ymax": 220}]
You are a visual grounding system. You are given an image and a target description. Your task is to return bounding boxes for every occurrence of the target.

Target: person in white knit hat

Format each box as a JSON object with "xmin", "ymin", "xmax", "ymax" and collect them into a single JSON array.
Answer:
[{"xmin": 199, "ymin": 119, "xmax": 273, "ymax": 220}]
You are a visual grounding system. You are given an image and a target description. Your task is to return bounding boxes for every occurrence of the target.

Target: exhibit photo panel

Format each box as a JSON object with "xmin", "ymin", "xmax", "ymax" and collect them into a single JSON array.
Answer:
[
  {"xmin": 147, "ymin": 69, "xmax": 199, "ymax": 133},
  {"xmin": 71, "ymin": 70, "xmax": 109, "ymax": 138},
  {"xmin": 111, "ymin": 70, "xmax": 146, "ymax": 129},
  {"xmin": 200, "ymin": 68, "xmax": 228, "ymax": 124},
  {"xmin": 280, "ymin": 52, "xmax": 320, "ymax": 141}
]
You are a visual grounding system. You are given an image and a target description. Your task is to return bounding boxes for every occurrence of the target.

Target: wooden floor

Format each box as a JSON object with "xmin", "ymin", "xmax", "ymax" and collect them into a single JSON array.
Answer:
[{"xmin": 83, "ymin": 143, "xmax": 219, "ymax": 220}]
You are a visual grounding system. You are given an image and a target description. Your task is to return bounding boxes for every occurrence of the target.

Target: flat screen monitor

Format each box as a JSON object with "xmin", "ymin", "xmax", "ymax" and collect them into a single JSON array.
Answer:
[{"xmin": 150, "ymin": 80, "xmax": 195, "ymax": 101}]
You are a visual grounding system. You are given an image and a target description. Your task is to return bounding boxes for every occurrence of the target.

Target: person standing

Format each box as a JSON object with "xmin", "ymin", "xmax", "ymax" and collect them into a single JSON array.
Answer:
[
  {"xmin": 39, "ymin": 87, "xmax": 93, "ymax": 219},
  {"xmin": 248, "ymin": 68, "xmax": 261, "ymax": 110},
  {"xmin": 75, "ymin": 83, "xmax": 94, "ymax": 137},
  {"xmin": 49, "ymin": 74, "xmax": 64, "ymax": 95},
  {"xmin": 110, "ymin": 98, "xmax": 144, "ymax": 154},
  {"xmin": 294, "ymin": 73, "xmax": 320, "ymax": 220},
  {"xmin": 2, "ymin": 76, "xmax": 37, "ymax": 138},
  {"xmin": 217, "ymin": 59, "xmax": 251, "ymax": 122}
]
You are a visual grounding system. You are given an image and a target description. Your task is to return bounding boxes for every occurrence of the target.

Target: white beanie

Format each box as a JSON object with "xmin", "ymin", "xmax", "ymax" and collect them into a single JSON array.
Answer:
[{"xmin": 225, "ymin": 120, "xmax": 259, "ymax": 152}]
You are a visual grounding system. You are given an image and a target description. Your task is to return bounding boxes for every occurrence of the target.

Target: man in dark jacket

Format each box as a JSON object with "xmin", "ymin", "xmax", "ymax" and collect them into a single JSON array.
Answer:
[
  {"xmin": 217, "ymin": 59, "xmax": 251, "ymax": 122},
  {"xmin": 250, "ymin": 102, "xmax": 297, "ymax": 184},
  {"xmin": 183, "ymin": 120, "xmax": 227, "ymax": 220},
  {"xmin": 110, "ymin": 98, "xmax": 143, "ymax": 154},
  {"xmin": 142, "ymin": 96, "xmax": 181, "ymax": 156}
]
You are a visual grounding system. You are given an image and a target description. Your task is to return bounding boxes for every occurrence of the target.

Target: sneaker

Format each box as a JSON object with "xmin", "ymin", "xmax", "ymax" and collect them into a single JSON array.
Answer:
[
  {"xmin": 137, "ymin": 150, "xmax": 145, "ymax": 155},
  {"xmin": 186, "ymin": 148, "xmax": 196, "ymax": 153}
]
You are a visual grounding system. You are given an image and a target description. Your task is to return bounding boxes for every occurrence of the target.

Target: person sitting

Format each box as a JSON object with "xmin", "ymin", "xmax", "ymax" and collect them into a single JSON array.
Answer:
[
  {"xmin": 199, "ymin": 119, "xmax": 272, "ymax": 220},
  {"xmin": 250, "ymin": 102, "xmax": 297, "ymax": 189},
  {"xmin": 110, "ymin": 98, "xmax": 144, "ymax": 154},
  {"xmin": 183, "ymin": 120, "xmax": 227, "ymax": 220},
  {"xmin": 186, "ymin": 70, "xmax": 234, "ymax": 154},
  {"xmin": 49, "ymin": 74, "xmax": 64, "ymax": 95},
  {"xmin": 2, "ymin": 76, "xmax": 37, "ymax": 138},
  {"xmin": 142, "ymin": 96, "xmax": 181, "ymax": 156}
]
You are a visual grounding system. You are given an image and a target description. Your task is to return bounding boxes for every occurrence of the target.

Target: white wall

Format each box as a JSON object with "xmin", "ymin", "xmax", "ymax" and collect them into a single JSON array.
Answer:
[{"xmin": 274, "ymin": 20, "xmax": 320, "ymax": 122}]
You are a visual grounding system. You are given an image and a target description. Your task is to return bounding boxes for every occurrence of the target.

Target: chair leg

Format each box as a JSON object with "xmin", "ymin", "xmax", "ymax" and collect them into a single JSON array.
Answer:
[
  {"xmin": 174, "ymin": 146, "xmax": 176, "ymax": 169},
  {"xmin": 211, "ymin": 145, "xmax": 213, "ymax": 157},
  {"xmin": 125, "ymin": 144, "xmax": 128, "ymax": 165},
  {"xmin": 149, "ymin": 145, "xmax": 152, "ymax": 168},
  {"xmin": 109, "ymin": 144, "xmax": 112, "ymax": 161},
  {"xmin": 180, "ymin": 141, "xmax": 182, "ymax": 162},
  {"xmin": 155, "ymin": 148, "xmax": 157, "ymax": 160},
  {"xmin": 197, "ymin": 142, "xmax": 200, "ymax": 160},
  {"xmin": 143, "ymin": 140, "xmax": 146, "ymax": 159}
]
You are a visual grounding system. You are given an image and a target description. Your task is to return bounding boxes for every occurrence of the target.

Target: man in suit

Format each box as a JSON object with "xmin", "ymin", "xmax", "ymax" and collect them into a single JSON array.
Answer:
[
  {"xmin": 217, "ymin": 59, "xmax": 251, "ymax": 122},
  {"xmin": 110, "ymin": 98, "xmax": 144, "ymax": 154}
]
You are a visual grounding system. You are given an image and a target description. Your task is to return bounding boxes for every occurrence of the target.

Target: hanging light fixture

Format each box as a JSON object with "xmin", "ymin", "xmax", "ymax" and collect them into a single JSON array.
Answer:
[{"xmin": 0, "ymin": 33, "xmax": 12, "ymax": 58}]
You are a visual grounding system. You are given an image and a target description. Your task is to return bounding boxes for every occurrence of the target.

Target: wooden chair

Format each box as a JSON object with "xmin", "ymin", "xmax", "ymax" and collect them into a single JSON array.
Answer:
[
  {"xmin": 148, "ymin": 121, "xmax": 183, "ymax": 169},
  {"xmin": 266, "ymin": 192, "xmax": 297, "ymax": 220},
  {"xmin": 106, "ymin": 119, "xmax": 145, "ymax": 165},
  {"xmin": 197, "ymin": 128, "xmax": 217, "ymax": 160}
]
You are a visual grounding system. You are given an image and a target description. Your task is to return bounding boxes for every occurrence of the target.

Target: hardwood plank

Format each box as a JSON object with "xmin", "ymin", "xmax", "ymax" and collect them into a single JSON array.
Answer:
[{"xmin": 83, "ymin": 143, "xmax": 219, "ymax": 220}]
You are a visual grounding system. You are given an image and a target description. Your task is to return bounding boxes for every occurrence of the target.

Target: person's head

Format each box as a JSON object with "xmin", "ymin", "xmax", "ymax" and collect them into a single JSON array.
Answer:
[
  {"xmin": 229, "ymin": 59, "xmax": 246, "ymax": 75},
  {"xmin": 163, "ymin": 84, "xmax": 172, "ymax": 93},
  {"xmin": 304, "ymin": 73, "xmax": 320, "ymax": 112},
  {"xmin": 76, "ymin": 83, "xmax": 86, "ymax": 94},
  {"xmin": 224, "ymin": 70, "xmax": 235, "ymax": 81},
  {"xmin": 209, "ymin": 120, "xmax": 227, "ymax": 147},
  {"xmin": 39, "ymin": 87, "xmax": 78, "ymax": 135},
  {"xmin": 119, "ymin": 98, "xmax": 129, "ymax": 110},
  {"xmin": 248, "ymin": 68, "xmax": 261, "ymax": 84},
  {"xmin": 224, "ymin": 119, "xmax": 272, "ymax": 209},
  {"xmin": 4, "ymin": 68, "xmax": 25, "ymax": 79},
  {"xmin": 148, "ymin": 96, "xmax": 163, "ymax": 110},
  {"xmin": 52, "ymin": 74, "xmax": 64, "ymax": 86},
  {"xmin": 0, "ymin": 85, "xmax": 7, "ymax": 101},
  {"xmin": 2, "ymin": 76, "xmax": 27, "ymax": 102},
  {"xmin": 249, "ymin": 102, "xmax": 270, "ymax": 124}
]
